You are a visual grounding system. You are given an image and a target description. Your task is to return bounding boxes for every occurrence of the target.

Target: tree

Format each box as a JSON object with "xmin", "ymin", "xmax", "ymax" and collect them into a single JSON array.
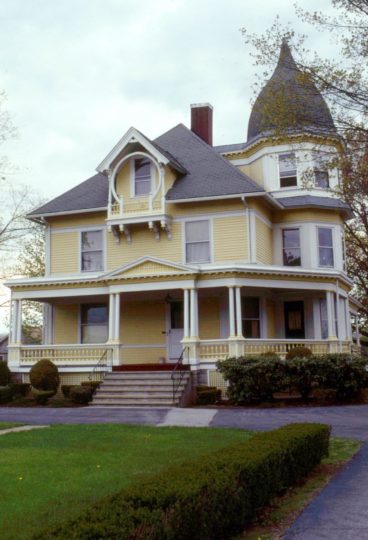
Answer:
[{"xmin": 241, "ymin": 0, "xmax": 368, "ymax": 320}]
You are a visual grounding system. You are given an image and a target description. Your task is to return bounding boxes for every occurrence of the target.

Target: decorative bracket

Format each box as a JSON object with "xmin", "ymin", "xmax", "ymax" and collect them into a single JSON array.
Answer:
[
  {"xmin": 161, "ymin": 219, "xmax": 172, "ymax": 240},
  {"xmin": 119, "ymin": 224, "xmax": 132, "ymax": 244},
  {"xmin": 108, "ymin": 225, "xmax": 121, "ymax": 245},
  {"xmin": 148, "ymin": 221, "xmax": 160, "ymax": 241}
]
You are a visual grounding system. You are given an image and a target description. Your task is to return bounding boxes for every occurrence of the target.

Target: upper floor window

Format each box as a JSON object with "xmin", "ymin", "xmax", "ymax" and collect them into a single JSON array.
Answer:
[
  {"xmin": 313, "ymin": 153, "xmax": 329, "ymax": 189},
  {"xmin": 279, "ymin": 153, "xmax": 297, "ymax": 188},
  {"xmin": 81, "ymin": 304, "xmax": 108, "ymax": 343},
  {"xmin": 81, "ymin": 230, "xmax": 103, "ymax": 272},
  {"xmin": 185, "ymin": 220, "xmax": 211, "ymax": 263},
  {"xmin": 134, "ymin": 158, "xmax": 151, "ymax": 196},
  {"xmin": 282, "ymin": 228, "xmax": 301, "ymax": 266},
  {"xmin": 318, "ymin": 227, "xmax": 334, "ymax": 267},
  {"xmin": 242, "ymin": 297, "xmax": 260, "ymax": 338}
]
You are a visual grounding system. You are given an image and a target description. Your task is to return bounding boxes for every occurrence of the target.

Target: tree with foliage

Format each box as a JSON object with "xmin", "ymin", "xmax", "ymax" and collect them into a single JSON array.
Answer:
[{"xmin": 241, "ymin": 0, "xmax": 368, "ymax": 319}]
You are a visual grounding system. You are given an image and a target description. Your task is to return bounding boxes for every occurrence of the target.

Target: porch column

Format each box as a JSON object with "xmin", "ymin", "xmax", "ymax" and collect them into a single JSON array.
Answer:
[
  {"xmin": 15, "ymin": 300, "xmax": 22, "ymax": 344},
  {"xmin": 43, "ymin": 303, "xmax": 53, "ymax": 344},
  {"xmin": 235, "ymin": 286, "xmax": 243, "ymax": 338},
  {"xmin": 228, "ymin": 287, "xmax": 235, "ymax": 338},
  {"xmin": 326, "ymin": 291, "xmax": 337, "ymax": 339},
  {"xmin": 108, "ymin": 293, "xmax": 115, "ymax": 341},
  {"xmin": 183, "ymin": 289, "xmax": 190, "ymax": 339},
  {"xmin": 114, "ymin": 293, "xmax": 120, "ymax": 341},
  {"xmin": 190, "ymin": 288, "xmax": 198, "ymax": 338}
]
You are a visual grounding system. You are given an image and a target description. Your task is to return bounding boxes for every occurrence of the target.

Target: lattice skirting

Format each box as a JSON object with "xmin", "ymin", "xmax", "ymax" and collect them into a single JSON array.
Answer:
[{"xmin": 208, "ymin": 370, "xmax": 228, "ymax": 398}]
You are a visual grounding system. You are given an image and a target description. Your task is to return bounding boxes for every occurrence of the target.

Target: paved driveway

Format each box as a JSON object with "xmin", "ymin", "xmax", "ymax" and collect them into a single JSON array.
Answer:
[{"xmin": 1, "ymin": 404, "xmax": 368, "ymax": 539}]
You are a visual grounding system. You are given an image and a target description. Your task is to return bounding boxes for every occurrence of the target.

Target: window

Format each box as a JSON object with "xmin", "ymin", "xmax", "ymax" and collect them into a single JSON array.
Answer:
[
  {"xmin": 242, "ymin": 297, "xmax": 260, "ymax": 338},
  {"xmin": 81, "ymin": 304, "xmax": 108, "ymax": 343},
  {"xmin": 313, "ymin": 153, "xmax": 329, "ymax": 189},
  {"xmin": 279, "ymin": 153, "xmax": 297, "ymax": 188},
  {"xmin": 134, "ymin": 158, "xmax": 151, "ymax": 196},
  {"xmin": 282, "ymin": 229, "xmax": 301, "ymax": 266},
  {"xmin": 185, "ymin": 220, "xmax": 211, "ymax": 263},
  {"xmin": 318, "ymin": 228, "xmax": 334, "ymax": 267},
  {"xmin": 81, "ymin": 231, "xmax": 103, "ymax": 272}
]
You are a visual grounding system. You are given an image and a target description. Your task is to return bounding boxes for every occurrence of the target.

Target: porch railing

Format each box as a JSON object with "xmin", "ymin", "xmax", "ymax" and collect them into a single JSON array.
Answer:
[
  {"xmin": 89, "ymin": 349, "xmax": 113, "ymax": 383},
  {"xmin": 19, "ymin": 344, "xmax": 112, "ymax": 365}
]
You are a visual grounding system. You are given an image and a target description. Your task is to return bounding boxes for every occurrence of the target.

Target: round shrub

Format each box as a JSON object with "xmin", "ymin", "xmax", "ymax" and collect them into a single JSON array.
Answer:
[
  {"xmin": 32, "ymin": 388, "xmax": 55, "ymax": 405},
  {"xmin": 0, "ymin": 386, "xmax": 13, "ymax": 403},
  {"xmin": 286, "ymin": 347, "xmax": 313, "ymax": 360},
  {"xmin": 196, "ymin": 385, "xmax": 221, "ymax": 405},
  {"xmin": 70, "ymin": 385, "xmax": 93, "ymax": 404},
  {"xmin": 0, "ymin": 362, "xmax": 11, "ymax": 386},
  {"xmin": 81, "ymin": 381, "xmax": 100, "ymax": 394},
  {"xmin": 30, "ymin": 359, "xmax": 60, "ymax": 393}
]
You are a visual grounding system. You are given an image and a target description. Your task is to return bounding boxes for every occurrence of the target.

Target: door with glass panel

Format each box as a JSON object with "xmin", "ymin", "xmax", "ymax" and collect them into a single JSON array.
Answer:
[
  {"xmin": 167, "ymin": 301, "xmax": 184, "ymax": 362},
  {"xmin": 284, "ymin": 301, "xmax": 305, "ymax": 339}
]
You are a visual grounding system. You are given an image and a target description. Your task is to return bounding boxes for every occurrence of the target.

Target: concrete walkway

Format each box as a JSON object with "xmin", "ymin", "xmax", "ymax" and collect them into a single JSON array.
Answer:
[{"xmin": 1, "ymin": 404, "xmax": 368, "ymax": 539}]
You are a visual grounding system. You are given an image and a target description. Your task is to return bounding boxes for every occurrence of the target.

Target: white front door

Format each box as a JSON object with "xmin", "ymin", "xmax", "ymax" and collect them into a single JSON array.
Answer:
[{"xmin": 167, "ymin": 301, "xmax": 184, "ymax": 362}]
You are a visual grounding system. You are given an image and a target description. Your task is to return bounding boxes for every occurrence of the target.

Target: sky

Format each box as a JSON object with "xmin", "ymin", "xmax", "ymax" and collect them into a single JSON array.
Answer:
[{"xmin": 0, "ymin": 0, "xmax": 336, "ymax": 331}]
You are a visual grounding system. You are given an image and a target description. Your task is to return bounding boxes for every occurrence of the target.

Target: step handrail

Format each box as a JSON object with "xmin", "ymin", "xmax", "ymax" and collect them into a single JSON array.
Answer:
[
  {"xmin": 89, "ymin": 349, "xmax": 113, "ymax": 383},
  {"xmin": 170, "ymin": 347, "xmax": 188, "ymax": 406}
]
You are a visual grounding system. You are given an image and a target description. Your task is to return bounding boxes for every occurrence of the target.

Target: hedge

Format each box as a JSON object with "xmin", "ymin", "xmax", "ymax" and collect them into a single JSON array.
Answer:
[
  {"xmin": 196, "ymin": 385, "xmax": 221, "ymax": 405},
  {"xmin": 0, "ymin": 362, "xmax": 11, "ymax": 386},
  {"xmin": 34, "ymin": 423, "xmax": 330, "ymax": 540},
  {"xmin": 69, "ymin": 386, "xmax": 93, "ymax": 404}
]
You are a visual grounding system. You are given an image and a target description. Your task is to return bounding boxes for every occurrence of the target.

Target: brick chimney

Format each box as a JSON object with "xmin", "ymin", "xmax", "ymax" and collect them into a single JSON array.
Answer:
[{"xmin": 190, "ymin": 103, "xmax": 213, "ymax": 145}]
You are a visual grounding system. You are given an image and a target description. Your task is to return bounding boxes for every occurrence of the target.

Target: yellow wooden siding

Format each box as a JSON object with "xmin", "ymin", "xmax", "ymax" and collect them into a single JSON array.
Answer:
[
  {"xmin": 213, "ymin": 215, "xmax": 248, "ymax": 262},
  {"xmin": 266, "ymin": 299, "xmax": 276, "ymax": 338},
  {"xmin": 120, "ymin": 301, "xmax": 166, "ymax": 345},
  {"xmin": 51, "ymin": 232, "xmax": 79, "ymax": 274},
  {"xmin": 107, "ymin": 222, "xmax": 182, "ymax": 269},
  {"xmin": 238, "ymin": 159, "xmax": 264, "ymax": 188},
  {"xmin": 120, "ymin": 348, "xmax": 167, "ymax": 364},
  {"xmin": 53, "ymin": 305, "xmax": 79, "ymax": 344},
  {"xmin": 170, "ymin": 199, "xmax": 245, "ymax": 216},
  {"xmin": 199, "ymin": 297, "xmax": 220, "ymax": 339},
  {"xmin": 274, "ymin": 209, "xmax": 343, "ymax": 224},
  {"xmin": 247, "ymin": 198, "xmax": 273, "ymax": 222},
  {"xmin": 256, "ymin": 218, "xmax": 273, "ymax": 264},
  {"xmin": 115, "ymin": 160, "xmax": 159, "ymax": 202},
  {"xmin": 48, "ymin": 213, "xmax": 105, "ymax": 229}
]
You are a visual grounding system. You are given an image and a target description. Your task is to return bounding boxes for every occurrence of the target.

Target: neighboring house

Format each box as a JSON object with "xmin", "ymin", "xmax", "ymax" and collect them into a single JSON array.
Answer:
[
  {"xmin": 0, "ymin": 334, "xmax": 8, "ymax": 363},
  {"xmin": 5, "ymin": 42, "xmax": 360, "ymax": 395}
]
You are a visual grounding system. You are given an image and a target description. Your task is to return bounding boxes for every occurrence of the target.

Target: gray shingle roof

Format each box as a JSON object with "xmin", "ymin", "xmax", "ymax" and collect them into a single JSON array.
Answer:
[
  {"xmin": 247, "ymin": 40, "xmax": 337, "ymax": 142},
  {"xmin": 277, "ymin": 195, "xmax": 351, "ymax": 215},
  {"xmin": 155, "ymin": 124, "xmax": 264, "ymax": 200},
  {"xmin": 28, "ymin": 173, "xmax": 108, "ymax": 216}
]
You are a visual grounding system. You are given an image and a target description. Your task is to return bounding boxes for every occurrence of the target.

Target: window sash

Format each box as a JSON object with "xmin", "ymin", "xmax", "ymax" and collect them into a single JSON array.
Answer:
[
  {"xmin": 282, "ymin": 229, "xmax": 301, "ymax": 266},
  {"xmin": 185, "ymin": 221, "xmax": 211, "ymax": 263},
  {"xmin": 81, "ymin": 231, "xmax": 103, "ymax": 272},
  {"xmin": 134, "ymin": 158, "xmax": 151, "ymax": 196},
  {"xmin": 318, "ymin": 228, "xmax": 334, "ymax": 267},
  {"xmin": 279, "ymin": 153, "xmax": 297, "ymax": 187},
  {"xmin": 80, "ymin": 304, "xmax": 108, "ymax": 344}
]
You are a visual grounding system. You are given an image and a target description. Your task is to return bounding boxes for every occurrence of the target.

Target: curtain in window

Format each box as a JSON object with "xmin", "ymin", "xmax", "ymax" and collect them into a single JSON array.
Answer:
[{"xmin": 185, "ymin": 221, "xmax": 210, "ymax": 263}]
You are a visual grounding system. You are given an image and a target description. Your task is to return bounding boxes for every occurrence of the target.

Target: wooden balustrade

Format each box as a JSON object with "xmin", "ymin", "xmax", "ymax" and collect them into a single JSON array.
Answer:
[{"xmin": 20, "ymin": 345, "xmax": 111, "ymax": 365}]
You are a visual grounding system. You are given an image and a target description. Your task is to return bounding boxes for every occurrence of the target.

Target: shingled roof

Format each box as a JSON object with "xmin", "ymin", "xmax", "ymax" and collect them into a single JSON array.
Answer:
[
  {"xmin": 247, "ymin": 40, "xmax": 337, "ymax": 142},
  {"xmin": 277, "ymin": 195, "xmax": 352, "ymax": 217},
  {"xmin": 155, "ymin": 124, "xmax": 264, "ymax": 200}
]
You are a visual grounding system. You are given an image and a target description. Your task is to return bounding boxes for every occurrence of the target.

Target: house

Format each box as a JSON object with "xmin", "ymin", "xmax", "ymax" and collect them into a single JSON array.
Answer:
[{"xmin": 5, "ymin": 42, "xmax": 360, "ymax": 404}]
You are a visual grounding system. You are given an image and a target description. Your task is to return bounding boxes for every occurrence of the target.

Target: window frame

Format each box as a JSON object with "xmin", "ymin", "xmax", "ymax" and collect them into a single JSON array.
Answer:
[
  {"xmin": 278, "ymin": 152, "xmax": 298, "ymax": 189},
  {"xmin": 80, "ymin": 229, "xmax": 104, "ymax": 273},
  {"xmin": 282, "ymin": 228, "xmax": 302, "ymax": 267},
  {"xmin": 241, "ymin": 296, "xmax": 261, "ymax": 338},
  {"xmin": 317, "ymin": 226, "xmax": 334, "ymax": 268},
  {"xmin": 131, "ymin": 157, "xmax": 153, "ymax": 198},
  {"xmin": 184, "ymin": 219, "xmax": 212, "ymax": 264},
  {"xmin": 80, "ymin": 303, "xmax": 108, "ymax": 344},
  {"xmin": 313, "ymin": 152, "xmax": 330, "ymax": 189}
]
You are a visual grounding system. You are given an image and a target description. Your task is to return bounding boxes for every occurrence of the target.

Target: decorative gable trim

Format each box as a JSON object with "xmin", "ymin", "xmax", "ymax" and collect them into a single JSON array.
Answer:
[{"xmin": 102, "ymin": 256, "xmax": 199, "ymax": 280}]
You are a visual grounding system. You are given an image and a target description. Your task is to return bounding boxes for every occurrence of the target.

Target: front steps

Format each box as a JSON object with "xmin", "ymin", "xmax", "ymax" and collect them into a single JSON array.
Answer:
[{"xmin": 91, "ymin": 370, "xmax": 192, "ymax": 407}]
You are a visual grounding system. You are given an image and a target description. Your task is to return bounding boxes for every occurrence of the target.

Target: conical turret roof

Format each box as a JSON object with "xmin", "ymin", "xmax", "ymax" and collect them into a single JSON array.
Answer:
[{"xmin": 247, "ymin": 40, "xmax": 336, "ymax": 141}]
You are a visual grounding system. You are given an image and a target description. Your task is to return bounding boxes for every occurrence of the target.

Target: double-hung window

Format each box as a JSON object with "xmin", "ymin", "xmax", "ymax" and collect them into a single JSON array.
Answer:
[
  {"xmin": 134, "ymin": 158, "xmax": 151, "ymax": 196},
  {"xmin": 241, "ymin": 297, "xmax": 260, "ymax": 338},
  {"xmin": 81, "ymin": 231, "xmax": 103, "ymax": 272},
  {"xmin": 279, "ymin": 152, "xmax": 297, "ymax": 188},
  {"xmin": 81, "ymin": 304, "xmax": 108, "ymax": 344},
  {"xmin": 318, "ymin": 227, "xmax": 334, "ymax": 267},
  {"xmin": 313, "ymin": 152, "xmax": 329, "ymax": 189},
  {"xmin": 185, "ymin": 220, "xmax": 211, "ymax": 263},
  {"xmin": 282, "ymin": 229, "xmax": 301, "ymax": 266}
]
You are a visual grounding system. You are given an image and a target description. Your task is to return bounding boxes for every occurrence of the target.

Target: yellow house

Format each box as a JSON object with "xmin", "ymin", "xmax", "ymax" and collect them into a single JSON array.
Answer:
[{"xmin": 5, "ymin": 42, "xmax": 360, "ymax": 405}]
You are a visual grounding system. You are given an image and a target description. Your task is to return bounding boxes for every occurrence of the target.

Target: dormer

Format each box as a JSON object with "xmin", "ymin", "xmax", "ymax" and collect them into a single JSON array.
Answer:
[{"xmin": 97, "ymin": 127, "xmax": 186, "ymax": 243}]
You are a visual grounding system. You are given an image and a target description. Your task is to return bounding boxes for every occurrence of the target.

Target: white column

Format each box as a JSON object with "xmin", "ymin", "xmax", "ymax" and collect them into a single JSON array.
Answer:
[
  {"xmin": 114, "ymin": 293, "xmax": 120, "ymax": 342},
  {"xmin": 15, "ymin": 300, "xmax": 22, "ymax": 343},
  {"xmin": 43, "ymin": 303, "xmax": 53, "ymax": 344},
  {"xmin": 228, "ymin": 287, "xmax": 235, "ymax": 338},
  {"xmin": 108, "ymin": 294, "xmax": 115, "ymax": 341},
  {"xmin": 326, "ymin": 291, "xmax": 336, "ymax": 339},
  {"xmin": 183, "ymin": 289, "xmax": 190, "ymax": 339},
  {"xmin": 345, "ymin": 299, "xmax": 352, "ymax": 340},
  {"xmin": 235, "ymin": 287, "xmax": 243, "ymax": 338},
  {"xmin": 190, "ymin": 288, "xmax": 198, "ymax": 338},
  {"xmin": 356, "ymin": 315, "xmax": 361, "ymax": 346}
]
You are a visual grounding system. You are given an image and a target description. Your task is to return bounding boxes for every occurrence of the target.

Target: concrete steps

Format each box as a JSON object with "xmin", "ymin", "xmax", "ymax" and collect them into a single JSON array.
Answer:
[{"xmin": 90, "ymin": 370, "xmax": 191, "ymax": 407}]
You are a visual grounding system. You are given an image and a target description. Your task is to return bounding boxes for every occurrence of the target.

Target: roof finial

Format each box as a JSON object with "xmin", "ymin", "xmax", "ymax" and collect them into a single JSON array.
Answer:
[{"xmin": 277, "ymin": 37, "xmax": 297, "ymax": 69}]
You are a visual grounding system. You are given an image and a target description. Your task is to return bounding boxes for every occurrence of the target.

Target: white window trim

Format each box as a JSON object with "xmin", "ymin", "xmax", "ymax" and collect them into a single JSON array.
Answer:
[
  {"xmin": 183, "ymin": 218, "xmax": 213, "ymax": 264},
  {"xmin": 80, "ymin": 229, "xmax": 105, "ymax": 273},
  {"xmin": 277, "ymin": 152, "xmax": 298, "ymax": 189},
  {"xmin": 130, "ymin": 157, "xmax": 153, "ymax": 198},
  {"xmin": 282, "ymin": 227, "xmax": 302, "ymax": 267},
  {"xmin": 317, "ymin": 226, "xmax": 335, "ymax": 268}
]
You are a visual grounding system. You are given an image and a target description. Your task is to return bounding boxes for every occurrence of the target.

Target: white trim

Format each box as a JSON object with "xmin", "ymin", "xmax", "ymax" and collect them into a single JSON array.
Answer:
[
  {"xmin": 80, "ymin": 229, "xmax": 105, "ymax": 273},
  {"xmin": 103, "ymin": 255, "xmax": 198, "ymax": 279},
  {"xmin": 183, "ymin": 218, "xmax": 213, "ymax": 265},
  {"xmin": 166, "ymin": 192, "xmax": 265, "ymax": 204},
  {"xmin": 129, "ymin": 155, "xmax": 155, "ymax": 198},
  {"xmin": 51, "ymin": 225, "xmax": 107, "ymax": 234},
  {"xmin": 29, "ymin": 207, "xmax": 106, "ymax": 219}
]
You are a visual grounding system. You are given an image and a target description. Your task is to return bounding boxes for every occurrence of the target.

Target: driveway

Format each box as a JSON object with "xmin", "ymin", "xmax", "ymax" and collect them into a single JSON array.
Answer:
[{"xmin": 1, "ymin": 404, "xmax": 368, "ymax": 539}]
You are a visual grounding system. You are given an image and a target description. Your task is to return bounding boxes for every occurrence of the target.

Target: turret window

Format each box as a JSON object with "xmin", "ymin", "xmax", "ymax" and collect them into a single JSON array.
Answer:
[
  {"xmin": 318, "ymin": 227, "xmax": 334, "ymax": 267},
  {"xmin": 134, "ymin": 158, "xmax": 152, "ymax": 196},
  {"xmin": 313, "ymin": 153, "xmax": 329, "ymax": 189},
  {"xmin": 279, "ymin": 153, "xmax": 297, "ymax": 188},
  {"xmin": 282, "ymin": 228, "xmax": 301, "ymax": 266}
]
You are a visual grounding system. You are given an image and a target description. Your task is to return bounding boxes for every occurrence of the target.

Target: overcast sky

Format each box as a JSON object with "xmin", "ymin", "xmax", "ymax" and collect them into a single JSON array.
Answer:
[{"xmin": 0, "ymin": 0, "xmax": 336, "ymax": 331}]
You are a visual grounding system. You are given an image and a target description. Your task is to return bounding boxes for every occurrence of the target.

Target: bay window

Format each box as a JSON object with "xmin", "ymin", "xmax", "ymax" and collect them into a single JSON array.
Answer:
[
  {"xmin": 318, "ymin": 227, "xmax": 334, "ymax": 267},
  {"xmin": 185, "ymin": 220, "xmax": 211, "ymax": 263},
  {"xmin": 81, "ymin": 304, "xmax": 108, "ymax": 343},
  {"xmin": 81, "ymin": 230, "xmax": 103, "ymax": 272},
  {"xmin": 282, "ymin": 228, "xmax": 301, "ymax": 266}
]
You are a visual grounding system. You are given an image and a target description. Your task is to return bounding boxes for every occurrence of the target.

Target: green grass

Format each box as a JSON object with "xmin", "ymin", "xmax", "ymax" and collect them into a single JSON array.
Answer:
[
  {"xmin": 236, "ymin": 437, "xmax": 361, "ymax": 539},
  {"xmin": 0, "ymin": 423, "xmax": 252, "ymax": 540},
  {"xmin": 0, "ymin": 422, "xmax": 24, "ymax": 431}
]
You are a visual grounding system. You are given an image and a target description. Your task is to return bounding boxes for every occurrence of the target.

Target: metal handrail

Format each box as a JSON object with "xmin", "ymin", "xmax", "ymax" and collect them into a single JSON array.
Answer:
[
  {"xmin": 171, "ymin": 347, "xmax": 188, "ymax": 406},
  {"xmin": 89, "ymin": 349, "xmax": 112, "ymax": 383}
]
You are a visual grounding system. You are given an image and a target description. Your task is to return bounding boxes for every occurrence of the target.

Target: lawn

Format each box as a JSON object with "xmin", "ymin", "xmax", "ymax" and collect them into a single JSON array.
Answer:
[{"xmin": 0, "ymin": 424, "xmax": 252, "ymax": 540}]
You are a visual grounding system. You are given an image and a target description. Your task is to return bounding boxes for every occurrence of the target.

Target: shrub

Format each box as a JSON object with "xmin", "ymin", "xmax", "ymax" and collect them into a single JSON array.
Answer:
[
  {"xmin": 217, "ymin": 356, "xmax": 285, "ymax": 403},
  {"xmin": 260, "ymin": 351, "xmax": 281, "ymax": 360},
  {"xmin": 286, "ymin": 356, "xmax": 323, "ymax": 401},
  {"xmin": 31, "ymin": 389, "xmax": 55, "ymax": 405},
  {"xmin": 0, "ymin": 362, "xmax": 11, "ymax": 386},
  {"xmin": 81, "ymin": 381, "xmax": 100, "ymax": 394},
  {"xmin": 318, "ymin": 354, "xmax": 368, "ymax": 400},
  {"xmin": 61, "ymin": 385, "xmax": 74, "ymax": 398},
  {"xmin": 196, "ymin": 385, "xmax": 221, "ymax": 405},
  {"xmin": 285, "ymin": 347, "xmax": 313, "ymax": 360},
  {"xmin": 70, "ymin": 386, "xmax": 93, "ymax": 404},
  {"xmin": 0, "ymin": 386, "xmax": 13, "ymax": 403},
  {"xmin": 34, "ymin": 423, "xmax": 330, "ymax": 540},
  {"xmin": 30, "ymin": 360, "xmax": 60, "ymax": 394},
  {"xmin": 10, "ymin": 383, "xmax": 31, "ymax": 397}
]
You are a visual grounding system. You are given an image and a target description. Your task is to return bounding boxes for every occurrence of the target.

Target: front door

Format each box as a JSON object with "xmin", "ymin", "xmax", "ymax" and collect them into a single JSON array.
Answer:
[
  {"xmin": 167, "ymin": 301, "xmax": 184, "ymax": 362},
  {"xmin": 284, "ymin": 301, "xmax": 305, "ymax": 339}
]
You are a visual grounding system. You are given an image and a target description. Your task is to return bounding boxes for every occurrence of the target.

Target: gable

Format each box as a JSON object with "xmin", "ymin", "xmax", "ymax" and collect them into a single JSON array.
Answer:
[{"xmin": 104, "ymin": 257, "xmax": 197, "ymax": 280}]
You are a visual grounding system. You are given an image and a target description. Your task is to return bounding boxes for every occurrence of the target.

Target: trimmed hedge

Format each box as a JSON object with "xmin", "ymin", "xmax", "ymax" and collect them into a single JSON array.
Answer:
[
  {"xmin": 10, "ymin": 382, "xmax": 31, "ymax": 397},
  {"xmin": 61, "ymin": 385, "xmax": 73, "ymax": 399},
  {"xmin": 69, "ymin": 386, "xmax": 93, "ymax": 404},
  {"xmin": 196, "ymin": 385, "xmax": 221, "ymax": 405},
  {"xmin": 0, "ymin": 386, "xmax": 13, "ymax": 403},
  {"xmin": 32, "ymin": 389, "xmax": 55, "ymax": 405},
  {"xmin": 218, "ymin": 353, "xmax": 368, "ymax": 403},
  {"xmin": 33, "ymin": 423, "xmax": 330, "ymax": 540},
  {"xmin": 81, "ymin": 381, "xmax": 100, "ymax": 394},
  {"xmin": 30, "ymin": 360, "xmax": 60, "ymax": 393},
  {"xmin": 0, "ymin": 362, "xmax": 11, "ymax": 386}
]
